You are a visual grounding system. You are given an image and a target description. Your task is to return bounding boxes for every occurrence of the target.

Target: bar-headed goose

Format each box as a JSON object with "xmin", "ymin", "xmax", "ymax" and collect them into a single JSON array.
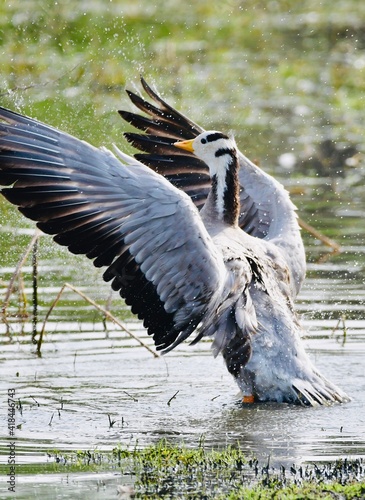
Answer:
[{"xmin": 0, "ymin": 80, "xmax": 349, "ymax": 405}]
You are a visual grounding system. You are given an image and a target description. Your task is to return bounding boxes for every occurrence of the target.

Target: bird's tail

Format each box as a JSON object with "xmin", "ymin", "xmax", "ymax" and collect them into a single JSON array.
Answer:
[{"xmin": 291, "ymin": 372, "xmax": 350, "ymax": 406}]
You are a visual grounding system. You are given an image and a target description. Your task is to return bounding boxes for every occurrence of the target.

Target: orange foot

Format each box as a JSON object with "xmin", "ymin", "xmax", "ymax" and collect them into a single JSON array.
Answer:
[{"xmin": 242, "ymin": 395, "xmax": 255, "ymax": 403}]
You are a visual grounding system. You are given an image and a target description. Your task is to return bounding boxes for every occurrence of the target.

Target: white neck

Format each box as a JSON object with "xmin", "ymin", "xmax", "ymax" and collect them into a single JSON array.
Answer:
[
  {"xmin": 213, "ymin": 160, "xmax": 230, "ymax": 219},
  {"xmin": 210, "ymin": 152, "xmax": 239, "ymax": 226}
]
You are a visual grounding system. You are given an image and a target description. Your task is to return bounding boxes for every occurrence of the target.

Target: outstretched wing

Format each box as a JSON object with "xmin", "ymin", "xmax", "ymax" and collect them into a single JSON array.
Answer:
[
  {"xmin": 121, "ymin": 78, "xmax": 210, "ymax": 209},
  {"xmin": 121, "ymin": 78, "xmax": 273, "ymax": 239},
  {"xmin": 0, "ymin": 107, "xmax": 227, "ymax": 351},
  {"xmin": 121, "ymin": 78, "xmax": 306, "ymax": 294}
]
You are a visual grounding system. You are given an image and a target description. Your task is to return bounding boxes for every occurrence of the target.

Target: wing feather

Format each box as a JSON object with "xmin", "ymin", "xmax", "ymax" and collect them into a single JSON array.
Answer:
[
  {"xmin": 121, "ymin": 78, "xmax": 287, "ymax": 239},
  {"xmin": 0, "ymin": 106, "xmax": 227, "ymax": 351},
  {"xmin": 120, "ymin": 78, "xmax": 306, "ymax": 293}
]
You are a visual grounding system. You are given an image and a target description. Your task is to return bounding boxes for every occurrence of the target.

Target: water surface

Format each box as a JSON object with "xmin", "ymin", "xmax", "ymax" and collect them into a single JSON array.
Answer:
[{"xmin": 1, "ymin": 175, "xmax": 364, "ymax": 478}]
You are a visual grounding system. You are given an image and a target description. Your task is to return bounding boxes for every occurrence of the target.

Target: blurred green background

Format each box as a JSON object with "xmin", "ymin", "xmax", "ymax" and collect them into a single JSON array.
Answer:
[{"xmin": 0, "ymin": 0, "xmax": 364, "ymax": 162}]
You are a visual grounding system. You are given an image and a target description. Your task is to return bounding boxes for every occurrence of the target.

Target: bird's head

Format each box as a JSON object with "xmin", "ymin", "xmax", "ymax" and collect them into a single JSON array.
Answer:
[
  {"xmin": 174, "ymin": 131, "xmax": 238, "ymax": 178},
  {"xmin": 174, "ymin": 131, "xmax": 240, "ymax": 225}
]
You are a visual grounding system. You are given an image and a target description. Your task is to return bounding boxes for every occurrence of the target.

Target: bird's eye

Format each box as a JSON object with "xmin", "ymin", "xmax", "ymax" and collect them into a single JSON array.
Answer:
[{"xmin": 201, "ymin": 138, "xmax": 207, "ymax": 144}]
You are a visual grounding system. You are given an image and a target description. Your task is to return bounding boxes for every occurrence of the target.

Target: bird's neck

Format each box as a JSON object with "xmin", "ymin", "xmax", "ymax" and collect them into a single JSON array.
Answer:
[{"xmin": 209, "ymin": 151, "xmax": 240, "ymax": 226}]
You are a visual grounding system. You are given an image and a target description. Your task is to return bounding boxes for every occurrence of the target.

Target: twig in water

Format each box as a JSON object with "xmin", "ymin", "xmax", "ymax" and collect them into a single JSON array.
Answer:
[
  {"xmin": 30, "ymin": 395, "xmax": 39, "ymax": 407},
  {"xmin": 2, "ymin": 231, "xmax": 40, "ymax": 317},
  {"xmin": 37, "ymin": 282, "xmax": 158, "ymax": 358},
  {"xmin": 162, "ymin": 357, "xmax": 170, "ymax": 378},
  {"xmin": 103, "ymin": 290, "xmax": 113, "ymax": 337},
  {"xmin": 331, "ymin": 314, "xmax": 347, "ymax": 346},
  {"xmin": 298, "ymin": 217, "xmax": 341, "ymax": 263},
  {"xmin": 167, "ymin": 390, "xmax": 179, "ymax": 406},
  {"xmin": 36, "ymin": 284, "xmax": 66, "ymax": 356},
  {"xmin": 48, "ymin": 412, "xmax": 54, "ymax": 426},
  {"xmin": 122, "ymin": 390, "xmax": 138, "ymax": 402},
  {"xmin": 17, "ymin": 273, "xmax": 28, "ymax": 328},
  {"xmin": 198, "ymin": 434, "xmax": 206, "ymax": 448},
  {"xmin": 108, "ymin": 414, "xmax": 117, "ymax": 428},
  {"xmin": 17, "ymin": 399, "xmax": 23, "ymax": 416},
  {"xmin": 31, "ymin": 236, "xmax": 39, "ymax": 344}
]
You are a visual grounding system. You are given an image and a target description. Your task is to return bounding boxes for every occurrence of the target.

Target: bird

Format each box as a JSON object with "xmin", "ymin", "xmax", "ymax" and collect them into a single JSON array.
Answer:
[{"xmin": 0, "ymin": 78, "xmax": 349, "ymax": 406}]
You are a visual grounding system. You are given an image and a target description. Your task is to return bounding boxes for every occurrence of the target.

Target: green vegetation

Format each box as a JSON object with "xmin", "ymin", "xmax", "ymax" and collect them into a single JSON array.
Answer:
[
  {"xmin": 1, "ymin": 440, "xmax": 364, "ymax": 498},
  {"xmin": 0, "ymin": 0, "xmax": 364, "ymax": 159}
]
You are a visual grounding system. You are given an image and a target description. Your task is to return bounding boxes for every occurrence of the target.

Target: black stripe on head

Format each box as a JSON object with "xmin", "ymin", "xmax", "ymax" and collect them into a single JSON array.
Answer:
[
  {"xmin": 205, "ymin": 132, "xmax": 229, "ymax": 143},
  {"xmin": 215, "ymin": 147, "xmax": 235, "ymax": 158}
]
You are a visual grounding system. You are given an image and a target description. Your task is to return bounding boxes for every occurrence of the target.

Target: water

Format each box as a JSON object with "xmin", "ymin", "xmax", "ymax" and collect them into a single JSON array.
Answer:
[
  {"xmin": 1, "ymin": 203, "xmax": 364, "ymax": 491},
  {"xmin": 0, "ymin": 179, "xmax": 364, "ymax": 491},
  {"xmin": 1, "ymin": 318, "xmax": 364, "ymax": 463},
  {"xmin": 0, "ymin": 308, "xmax": 364, "ymax": 498}
]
